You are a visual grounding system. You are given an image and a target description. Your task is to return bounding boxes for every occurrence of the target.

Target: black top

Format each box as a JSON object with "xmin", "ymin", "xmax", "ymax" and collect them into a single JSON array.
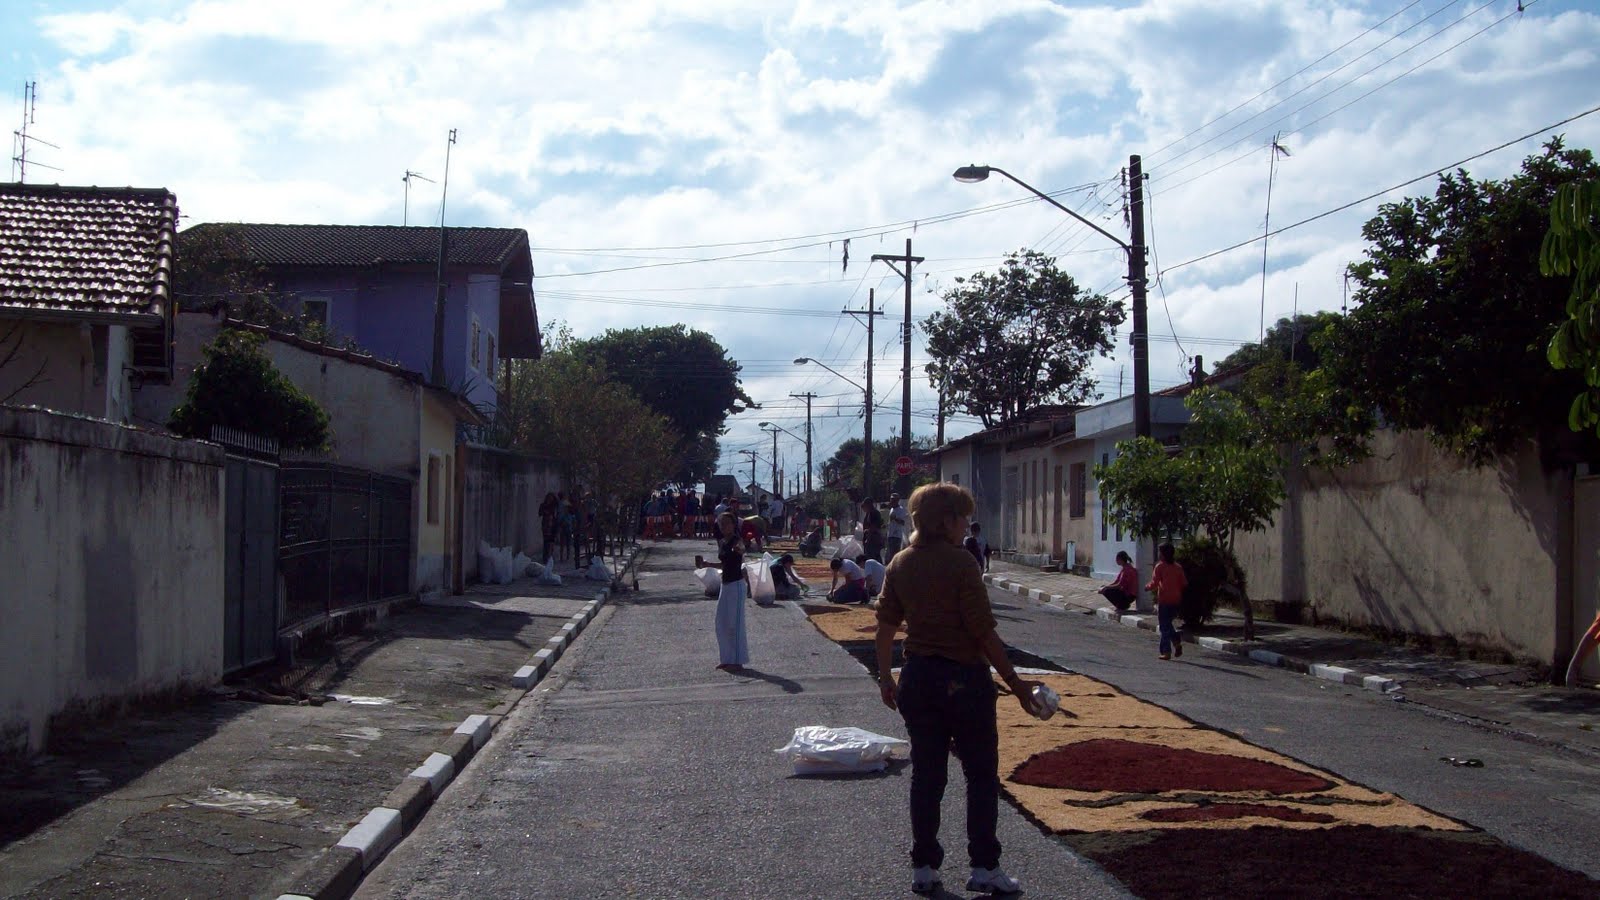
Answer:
[
  {"xmin": 770, "ymin": 560, "xmax": 792, "ymax": 588},
  {"xmin": 718, "ymin": 536, "xmax": 746, "ymax": 583}
]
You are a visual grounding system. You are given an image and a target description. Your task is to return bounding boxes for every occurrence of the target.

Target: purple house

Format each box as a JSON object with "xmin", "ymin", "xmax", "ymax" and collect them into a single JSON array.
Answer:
[{"xmin": 177, "ymin": 224, "xmax": 539, "ymax": 414}]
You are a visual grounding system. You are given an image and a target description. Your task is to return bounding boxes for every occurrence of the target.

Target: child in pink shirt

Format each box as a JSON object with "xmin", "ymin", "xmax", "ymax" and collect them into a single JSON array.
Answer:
[
  {"xmin": 1098, "ymin": 550, "xmax": 1138, "ymax": 612},
  {"xmin": 1145, "ymin": 543, "xmax": 1187, "ymax": 660}
]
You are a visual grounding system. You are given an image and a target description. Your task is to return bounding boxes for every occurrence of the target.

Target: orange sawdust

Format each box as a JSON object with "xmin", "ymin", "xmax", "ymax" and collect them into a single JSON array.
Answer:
[{"xmin": 801, "ymin": 603, "xmax": 904, "ymax": 642}]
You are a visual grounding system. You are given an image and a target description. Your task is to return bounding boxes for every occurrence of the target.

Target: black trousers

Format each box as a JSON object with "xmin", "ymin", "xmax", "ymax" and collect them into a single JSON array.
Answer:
[{"xmin": 896, "ymin": 654, "xmax": 1001, "ymax": 870}]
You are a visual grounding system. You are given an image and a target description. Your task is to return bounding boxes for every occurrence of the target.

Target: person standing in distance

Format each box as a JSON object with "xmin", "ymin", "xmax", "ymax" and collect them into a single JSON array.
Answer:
[
  {"xmin": 875, "ymin": 483, "xmax": 1041, "ymax": 896},
  {"xmin": 713, "ymin": 512, "xmax": 750, "ymax": 671},
  {"xmin": 884, "ymin": 493, "xmax": 908, "ymax": 559}
]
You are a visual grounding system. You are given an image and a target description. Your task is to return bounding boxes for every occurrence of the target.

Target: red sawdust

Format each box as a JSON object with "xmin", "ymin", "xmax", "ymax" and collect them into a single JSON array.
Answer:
[
  {"xmin": 1011, "ymin": 738, "xmax": 1334, "ymax": 794},
  {"xmin": 1087, "ymin": 826, "xmax": 1599, "ymax": 900},
  {"xmin": 1140, "ymin": 803, "xmax": 1335, "ymax": 824}
]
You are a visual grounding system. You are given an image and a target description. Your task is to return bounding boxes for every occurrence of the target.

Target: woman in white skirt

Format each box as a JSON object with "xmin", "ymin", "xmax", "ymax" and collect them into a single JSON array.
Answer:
[{"xmin": 714, "ymin": 511, "xmax": 751, "ymax": 671}]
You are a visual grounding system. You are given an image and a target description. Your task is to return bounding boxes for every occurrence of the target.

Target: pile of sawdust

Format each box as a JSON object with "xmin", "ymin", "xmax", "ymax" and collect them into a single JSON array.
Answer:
[{"xmin": 801, "ymin": 604, "xmax": 902, "ymax": 642}]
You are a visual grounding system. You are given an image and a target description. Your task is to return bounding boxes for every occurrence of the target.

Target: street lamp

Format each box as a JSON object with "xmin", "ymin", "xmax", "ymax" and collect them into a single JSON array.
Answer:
[
  {"xmin": 952, "ymin": 160, "xmax": 1150, "ymax": 437},
  {"xmin": 795, "ymin": 356, "xmax": 873, "ymax": 496}
]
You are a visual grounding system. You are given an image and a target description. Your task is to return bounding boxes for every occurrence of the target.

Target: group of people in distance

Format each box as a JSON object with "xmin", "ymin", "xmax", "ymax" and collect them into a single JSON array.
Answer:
[{"xmin": 1099, "ymin": 544, "xmax": 1189, "ymax": 660}]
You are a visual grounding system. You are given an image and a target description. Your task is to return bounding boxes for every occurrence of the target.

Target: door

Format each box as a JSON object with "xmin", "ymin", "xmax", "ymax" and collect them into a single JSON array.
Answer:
[
  {"xmin": 1002, "ymin": 466, "xmax": 1018, "ymax": 550},
  {"xmin": 1052, "ymin": 465, "xmax": 1064, "ymax": 561}
]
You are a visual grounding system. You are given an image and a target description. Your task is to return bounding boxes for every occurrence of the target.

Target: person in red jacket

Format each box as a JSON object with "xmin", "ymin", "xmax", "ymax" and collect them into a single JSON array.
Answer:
[{"xmin": 1145, "ymin": 543, "xmax": 1187, "ymax": 660}]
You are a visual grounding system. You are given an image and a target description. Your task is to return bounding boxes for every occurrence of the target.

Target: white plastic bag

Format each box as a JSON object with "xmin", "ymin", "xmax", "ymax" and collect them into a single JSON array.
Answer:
[
  {"xmin": 513, "ymin": 552, "xmax": 534, "ymax": 578},
  {"xmin": 537, "ymin": 557, "xmax": 563, "ymax": 586},
  {"xmin": 694, "ymin": 567, "xmax": 720, "ymax": 597},
  {"xmin": 775, "ymin": 725, "xmax": 910, "ymax": 776},
  {"xmin": 495, "ymin": 546, "xmax": 516, "ymax": 584},
  {"xmin": 478, "ymin": 541, "xmax": 497, "ymax": 584},
  {"xmin": 835, "ymin": 536, "xmax": 863, "ymax": 561},
  {"xmin": 585, "ymin": 557, "xmax": 612, "ymax": 582},
  {"xmin": 747, "ymin": 553, "xmax": 776, "ymax": 606}
]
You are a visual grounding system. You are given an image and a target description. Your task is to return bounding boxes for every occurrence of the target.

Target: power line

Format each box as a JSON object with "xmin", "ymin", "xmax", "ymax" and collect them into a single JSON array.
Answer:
[{"xmin": 1160, "ymin": 100, "xmax": 1600, "ymax": 277}]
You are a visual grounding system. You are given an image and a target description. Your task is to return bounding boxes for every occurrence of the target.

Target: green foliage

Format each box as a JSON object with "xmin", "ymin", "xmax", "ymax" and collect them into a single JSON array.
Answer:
[
  {"xmin": 491, "ymin": 325, "xmax": 679, "ymax": 528},
  {"xmin": 1215, "ymin": 311, "xmax": 1343, "ymax": 373},
  {"xmin": 573, "ymin": 324, "xmax": 753, "ymax": 486},
  {"xmin": 1541, "ymin": 179, "xmax": 1600, "ymax": 436},
  {"xmin": 819, "ymin": 435, "xmax": 937, "ymax": 500},
  {"xmin": 1181, "ymin": 389, "xmax": 1287, "ymax": 551},
  {"xmin": 1174, "ymin": 535, "xmax": 1246, "ymax": 628},
  {"xmin": 924, "ymin": 248, "xmax": 1125, "ymax": 427},
  {"xmin": 1234, "ymin": 357, "xmax": 1373, "ymax": 469},
  {"xmin": 168, "ymin": 329, "xmax": 330, "ymax": 450},
  {"xmin": 1321, "ymin": 139, "xmax": 1599, "ymax": 464},
  {"xmin": 1093, "ymin": 436, "xmax": 1200, "ymax": 544}
]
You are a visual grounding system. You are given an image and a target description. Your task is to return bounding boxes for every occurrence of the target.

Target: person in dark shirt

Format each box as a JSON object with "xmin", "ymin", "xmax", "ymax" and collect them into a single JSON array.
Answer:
[
  {"xmin": 860, "ymin": 497, "xmax": 885, "ymax": 562},
  {"xmin": 714, "ymin": 512, "xmax": 750, "ymax": 671},
  {"xmin": 770, "ymin": 553, "xmax": 808, "ymax": 600}
]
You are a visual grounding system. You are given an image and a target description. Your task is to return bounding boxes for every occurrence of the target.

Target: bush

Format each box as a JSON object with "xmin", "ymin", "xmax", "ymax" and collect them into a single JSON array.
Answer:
[
  {"xmin": 169, "ymin": 329, "xmax": 330, "ymax": 450},
  {"xmin": 1174, "ymin": 535, "xmax": 1246, "ymax": 628}
]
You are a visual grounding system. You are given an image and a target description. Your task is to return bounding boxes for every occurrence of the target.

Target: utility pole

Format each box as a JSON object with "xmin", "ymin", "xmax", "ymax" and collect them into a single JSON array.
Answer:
[
  {"xmin": 768, "ymin": 428, "xmax": 778, "ymax": 500},
  {"xmin": 872, "ymin": 239, "xmax": 924, "ymax": 498},
  {"xmin": 739, "ymin": 449, "xmax": 757, "ymax": 500},
  {"xmin": 430, "ymin": 128, "xmax": 458, "ymax": 387},
  {"xmin": 1128, "ymin": 155, "xmax": 1151, "ymax": 439},
  {"xmin": 936, "ymin": 390, "xmax": 946, "ymax": 447},
  {"xmin": 789, "ymin": 392, "xmax": 817, "ymax": 494},
  {"xmin": 845, "ymin": 291, "xmax": 885, "ymax": 498}
]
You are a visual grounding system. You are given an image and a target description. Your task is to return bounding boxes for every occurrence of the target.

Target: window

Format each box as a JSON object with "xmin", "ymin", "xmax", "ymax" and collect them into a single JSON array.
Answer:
[
  {"xmin": 426, "ymin": 454, "xmax": 441, "ymax": 525},
  {"xmin": 1070, "ymin": 463, "xmax": 1086, "ymax": 519},
  {"xmin": 950, "ymin": 473, "xmax": 960, "ymax": 486},
  {"xmin": 486, "ymin": 333, "xmax": 496, "ymax": 375},
  {"xmin": 1033, "ymin": 460, "xmax": 1041, "ymax": 533},
  {"xmin": 301, "ymin": 297, "xmax": 330, "ymax": 328},
  {"xmin": 470, "ymin": 317, "xmax": 482, "ymax": 369}
]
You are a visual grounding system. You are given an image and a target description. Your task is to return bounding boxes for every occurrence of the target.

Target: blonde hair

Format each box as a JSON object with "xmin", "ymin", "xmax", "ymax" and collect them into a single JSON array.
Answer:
[{"xmin": 908, "ymin": 482, "xmax": 975, "ymax": 546}]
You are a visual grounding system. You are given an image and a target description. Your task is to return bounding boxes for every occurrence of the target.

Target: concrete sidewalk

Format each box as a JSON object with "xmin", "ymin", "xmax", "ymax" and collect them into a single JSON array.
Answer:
[
  {"xmin": 983, "ymin": 559, "xmax": 1600, "ymax": 757},
  {"xmin": 354, "ymin": 539, "xmax": 1130, "ymax": 899},
  {"xmin": 0, "ymin": 559, "xmax": 626, "ymax": 900}
]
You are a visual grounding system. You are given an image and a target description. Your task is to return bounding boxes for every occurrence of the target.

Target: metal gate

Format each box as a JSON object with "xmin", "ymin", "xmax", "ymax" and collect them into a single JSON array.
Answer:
[
  {"xmin": 213, "ymin": 427, "xmax": 281, "ymax": 673},
  {"xmin": 279, "ymin": 463, "xmax": 413, "ymax": 627}
]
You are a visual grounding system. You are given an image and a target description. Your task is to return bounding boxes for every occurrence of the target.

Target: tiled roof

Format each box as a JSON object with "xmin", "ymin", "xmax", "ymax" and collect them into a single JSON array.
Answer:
[
  {"xmin": 182, "ymin": 223, "xmax": 530, "ymax": 269},
  {"xmin": 0, "ymin": 183, "xmax": 177, "ymax": 321}
]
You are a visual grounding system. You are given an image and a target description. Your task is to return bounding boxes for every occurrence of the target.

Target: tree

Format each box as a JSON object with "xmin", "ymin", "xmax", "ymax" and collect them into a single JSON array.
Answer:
[
  {"xmin": 1320, "ymin": 139, "xmax": 1600, "ymax": 464},
  {"xmin": 1215, "ymin": 311, "xmax": 1343, "ymax": 373},
  {"xmin": 573, "ymin": 324, "xmax": 753, "ymax": 486},
  {"xmin": 819, "ymin": 435, "xmax": 937, "ymax": 501},
  {"xmin": 168, "ymin": 329, "xmax": 330, "ymax": 450},
  {"xmin": 924, "ymin": 249, "xmax": 1125, "ymax": 427},
  {"xmin": 1542, "ymin": 179, "xmax": 1600, "ymax": 437}
]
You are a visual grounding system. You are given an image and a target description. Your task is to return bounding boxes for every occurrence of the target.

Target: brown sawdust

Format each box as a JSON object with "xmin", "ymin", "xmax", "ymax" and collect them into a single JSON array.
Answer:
[
  {"xmin": 1139, "ymin": 802, "xmax": 1336, "ymax": 824},
  {"xmin": 801, "ymin": 604, "xmax": 903, "ymax": 642},
  {"xmin": 1013, "ymin": 738, "xmax": 1335, "ymax": 794}
]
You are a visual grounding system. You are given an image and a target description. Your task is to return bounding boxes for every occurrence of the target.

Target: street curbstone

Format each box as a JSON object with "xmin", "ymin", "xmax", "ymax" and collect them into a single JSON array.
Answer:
[
  {"xmin": 512, "ymin": 664, "xmax": 540, "ymax": 689},
  {"xmin": 438, "ymin": 732, "xmax": 476, "ymax": 770},
  {"xmin": 532, "ymin": 647, "xmax": 556, "ymax": 671},
  {"xmin": 1027, "ymin": 588, "xmax": 1045, "ymax": 601},
  {"xmin": 280, "ymin": 845, "xmax": 363, "ymax": 900},
  {"xmin": 1365, "ymin": 674, "xmax": 1399, "ymax": 693},
  {"xmin": 336, "ymin": 807, "xmax": 402, "ymax": 871},
  {"xmin": 547, "ymin": 633, "xmax": 569, "ymax": 654},
  {"xmin": 410, "ymin": 751, "xmax": 456, "ymax": 796},
  {"xmin": 1197, "ymin": 636, "xmax": 1232, "ymax": 652},
  {"xmin": 1310, "ymin": 663, "xmax": 1356, "ymax": 684},
  {"xmin": 1249, "ymin": 648, "xmax": 1286, "ymax": 667},
  {"xmin": 454, "ymin": 714, "xmax": 493, "ymax": 750},
  {"xmin": 383, "ymin": 776, "xmax": 434, "ymax": 832}
]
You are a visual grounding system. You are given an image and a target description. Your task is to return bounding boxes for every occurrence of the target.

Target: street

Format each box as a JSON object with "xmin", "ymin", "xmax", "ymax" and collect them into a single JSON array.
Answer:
[{"xmin": 356, "ymin": 542, "xmax": 1600, "ymax": 898}]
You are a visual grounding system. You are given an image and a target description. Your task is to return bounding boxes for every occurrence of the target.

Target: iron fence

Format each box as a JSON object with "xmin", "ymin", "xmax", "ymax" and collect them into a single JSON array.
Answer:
[{"xmin": 280, "ymin": 463, "xmax": 412, "ymax": 626}]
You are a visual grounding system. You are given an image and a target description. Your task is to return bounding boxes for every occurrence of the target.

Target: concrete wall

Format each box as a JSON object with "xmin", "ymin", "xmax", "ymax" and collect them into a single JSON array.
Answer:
[
  {"xmin": 416, "ymin": 393, "xmax": 457, "ymax": 596},
  {"xmin": 461, "ymin": 444, "xmax": 563, "ymax": 580},
  {"xmin": 0, "ymin": 406, "xmax": 225, "ymax": 754},
  {"xmin": 1, "ymin": 319, "xmax": 130, "ymax": 423},
  {"xmin": 1233, "ymin": 429, "xmax": 1564, "ymax": 664}
]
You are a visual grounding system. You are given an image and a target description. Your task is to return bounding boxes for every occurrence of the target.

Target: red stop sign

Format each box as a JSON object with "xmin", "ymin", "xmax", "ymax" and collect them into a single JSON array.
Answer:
[{"xmin": 895, "ymin": 455, "xmax": 915, "ymax": 476}]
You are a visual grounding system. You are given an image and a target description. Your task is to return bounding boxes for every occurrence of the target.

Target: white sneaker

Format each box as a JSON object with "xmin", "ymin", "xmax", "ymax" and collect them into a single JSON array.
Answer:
[
  {"xmin": 967, "ymin": 866, "xmax": 1022, "ymax": 894},
  {"xmin": 911, "ymin": 865, "xmax": 941, "ymax": 894}
]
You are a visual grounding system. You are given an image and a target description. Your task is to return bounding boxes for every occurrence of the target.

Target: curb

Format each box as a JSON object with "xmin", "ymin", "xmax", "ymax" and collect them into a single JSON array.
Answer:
[
  {"xmin": 277, "ymin": 543, "xmax": 645, "ymax": 900},
  {"xmin": 983, "ymin": 573, "xmax": 1401, "ymax": 695}
]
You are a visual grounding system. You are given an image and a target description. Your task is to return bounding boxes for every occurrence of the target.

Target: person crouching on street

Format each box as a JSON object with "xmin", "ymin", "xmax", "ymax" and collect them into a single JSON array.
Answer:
[
  {"xmin": 875, "ymin": 482, "xmax": 1042, "ymax": 896},
  {"xmin": 1098, "ymin": 550, "xmax": 1138, "ymax": 612},
  {"xmin": 1146, "ymin": 542, "xmax": 1187, "ymax": 660},
  {"xmin": 858, "ymin": 554, "xmax": 886, "ymax": 602},
  {"xmin": 828, "ymin": 556, "xmax": 869, "ymax": 604},
  {"xmin": 714, "ymin": 512, "xmax": 750, "ymax": 672},
  {"xmin": 770, "ymin": 553, "xmax": 808, "ymax": 600}
]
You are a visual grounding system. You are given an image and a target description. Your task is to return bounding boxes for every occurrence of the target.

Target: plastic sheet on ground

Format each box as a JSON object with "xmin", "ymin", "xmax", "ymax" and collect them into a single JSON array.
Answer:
[{"xmin": 775, "ymin": 725, "xmax": 909, "ymax": 775}]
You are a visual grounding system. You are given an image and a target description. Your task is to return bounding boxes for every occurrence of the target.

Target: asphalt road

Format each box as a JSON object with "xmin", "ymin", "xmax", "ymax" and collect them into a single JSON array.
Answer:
[{"xmin": 357, "ymin": 543, "xmax": 1599, "ymax": 898}]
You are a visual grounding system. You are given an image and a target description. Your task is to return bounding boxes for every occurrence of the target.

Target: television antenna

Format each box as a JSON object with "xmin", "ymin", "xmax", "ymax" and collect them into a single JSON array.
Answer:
[
  {"xmin": 12, "ymin": 82, "xmax": 62, "ymax": 183},
  {"xmin": 402, "ymin": 169, "xmax": 436, "ymax": 226}
]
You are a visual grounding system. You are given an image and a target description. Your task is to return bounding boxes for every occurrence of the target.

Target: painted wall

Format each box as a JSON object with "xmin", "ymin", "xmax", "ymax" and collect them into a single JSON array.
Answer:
[
  {"xmin": 461, "ymin": 444, "xmax": 564, "ymax": 581},
  {"xmin": 1, "ymin": 319, "xmax": 131, "ymax": 423},
  {"xmin": 1057, "ymin": 442, "xmax": 1097, "ymax": 569},
  {"xmin": 1233, "ymin": 429, "xmax": 1564, "ymax": 665},
  {"xmin": 0, "ymin": 407, "xmax": 225, "ymax": 754},
  {"xmin": 417, "ymin": 392, "xmax": 457, "ymax": 597}
]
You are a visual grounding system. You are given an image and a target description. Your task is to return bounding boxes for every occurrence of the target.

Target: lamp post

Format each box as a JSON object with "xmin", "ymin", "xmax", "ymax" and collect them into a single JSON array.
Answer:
[
  {"xmin": 795, "ymin": 356, "xmax": 872, "ymax": 496},
  {"xmin": 953, "ymin": 159, "xmax": 1150, "ymax": 438},
  {"xmin": 759, "ymin": 421, "xmax": 809, "ymax": 496},
  {"xmin": 758, "ymin": 423, "xmax": 780, "ymax": 500}
]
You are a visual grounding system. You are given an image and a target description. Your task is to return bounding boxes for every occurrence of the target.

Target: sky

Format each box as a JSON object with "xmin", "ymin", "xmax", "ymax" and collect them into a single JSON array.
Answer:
[{"xmin": 5, "ymin": 0, "xmax": 1599, "ymax": 489}]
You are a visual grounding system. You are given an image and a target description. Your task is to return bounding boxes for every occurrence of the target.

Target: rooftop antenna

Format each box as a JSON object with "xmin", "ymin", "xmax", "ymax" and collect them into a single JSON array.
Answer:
[
  {"xmin": 402, "ymin": 170, "xmax": 435, "ymax": 226},
  {"xmin": 1258, "ymin": 132, "xmax": 1291, "ymax": 344},
  {"xmin": 12, "ymin": 82, "xmax": 62, "ymax": 183}
]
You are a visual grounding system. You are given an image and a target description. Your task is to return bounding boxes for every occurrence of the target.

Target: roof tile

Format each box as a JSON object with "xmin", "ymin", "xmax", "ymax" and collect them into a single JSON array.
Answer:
[{"xmin": 181, "ymin": 223, "xmax": 528, "ymax": 269}]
